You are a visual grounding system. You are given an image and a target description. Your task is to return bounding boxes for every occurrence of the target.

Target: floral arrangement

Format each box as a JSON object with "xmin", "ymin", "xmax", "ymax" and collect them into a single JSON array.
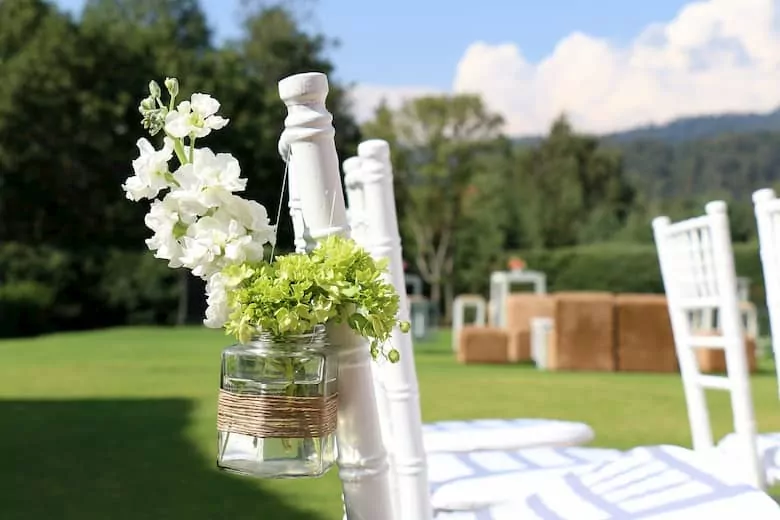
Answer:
[{"xmin": 123, "ymin": 78, "xmax": 407, "ymax": 361}]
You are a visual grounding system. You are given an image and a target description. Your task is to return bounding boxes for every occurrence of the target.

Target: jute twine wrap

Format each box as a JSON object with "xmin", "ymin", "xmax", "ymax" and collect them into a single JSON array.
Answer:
[{"xmin": 217, "ymin": 389, "xmax": 339, "ymax": 438}]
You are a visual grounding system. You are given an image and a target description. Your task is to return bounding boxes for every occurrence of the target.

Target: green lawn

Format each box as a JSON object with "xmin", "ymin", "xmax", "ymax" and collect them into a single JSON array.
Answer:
[{"xmin": 2, "ymin": 326, "xmax": 780, "ymax": 519}]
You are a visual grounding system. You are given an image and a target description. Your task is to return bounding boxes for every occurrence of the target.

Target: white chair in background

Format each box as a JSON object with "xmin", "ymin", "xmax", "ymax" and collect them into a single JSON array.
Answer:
[
  {"xmin": 652, "ymin": 201, "xmax": 764, "ymax": 490},
  {"xmin": 753, "ymin": 188, "xmax": 780, "ymax": 394}
]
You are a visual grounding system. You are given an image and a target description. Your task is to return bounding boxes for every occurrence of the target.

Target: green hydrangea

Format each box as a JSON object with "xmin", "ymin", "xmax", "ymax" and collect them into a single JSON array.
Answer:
[{"xmin": 222, "ymin": 235, "xmax": 409, "ymax": 362}]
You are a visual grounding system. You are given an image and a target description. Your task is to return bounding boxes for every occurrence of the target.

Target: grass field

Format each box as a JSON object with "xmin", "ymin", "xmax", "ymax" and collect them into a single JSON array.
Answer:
[{"xmin": 2, "ymin": 326, "xmax": 780, "ymax": 519}]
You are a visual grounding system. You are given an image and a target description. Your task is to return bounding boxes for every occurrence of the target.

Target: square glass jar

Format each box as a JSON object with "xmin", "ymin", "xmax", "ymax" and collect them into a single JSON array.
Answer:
[{"xmin": 217, "ymin": 325, "xmax": 338, "ymax": 478}]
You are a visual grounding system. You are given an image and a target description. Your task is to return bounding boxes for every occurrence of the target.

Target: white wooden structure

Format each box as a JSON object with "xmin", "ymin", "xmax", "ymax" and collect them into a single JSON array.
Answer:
[
  {"xmin": 354, "ymin": 139, "xmax": 433, "ymax": 520},
  {"xmin": 652, "ymin": 201, "xmax": 764, "ymax": 490},
  {"xmin": 753, "ymin": 188, "xmax": 780, "ymax": 395},
  {"xmin": 278, "ymin": 72, "xmax": 394, "ymax": 519},
  {"xmin": 344, "ymin": 154, "xmax": 400, "ymax": 506},
  {"xmin": 530, "ymin": 316, "xmax": 554, "ymax": 369},
  {"xmin": 451, "ymin": 295, "xmax": 487, "ymax": 352},
  {"xmin": 488, "ymin": 269, "xmax": 547, "ymax": 327},
  {"xmin": 343, "ymin": 156, "xmax": 368, "ymax": 244}
]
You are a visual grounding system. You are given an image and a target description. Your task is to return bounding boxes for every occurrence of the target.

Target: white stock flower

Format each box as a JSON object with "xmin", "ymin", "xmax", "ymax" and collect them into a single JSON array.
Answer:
[
  {"xmin": 122, "ymin": 137, "xmax": 174, "ymax": 201},
  {"xmin": 204, "ymin": 273, "xmax": 230, "ymax": 328},
  {"xmin": 220, "ymin": 193, "xmax": 276, "ymax": 244},
  {"xmin": 179, "ymin": 210, "xmax": 263, "ymax": 278},
  {"xmin": 164, "ymin": 93, "xmax": 229, "ymax": 138},
  {"xmin": 144, "ymin": 197, "xmax": 184, "ymax": 267},
  {"xmin": 165, "ymin": 189, "xmax": 210, "ymax": 224},
  {"xmin": 173, "ymin": 148, "xmax": 247, "ymax": 209}
]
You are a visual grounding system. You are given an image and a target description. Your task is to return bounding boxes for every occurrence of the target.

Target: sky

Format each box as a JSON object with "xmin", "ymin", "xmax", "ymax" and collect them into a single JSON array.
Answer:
[{"xmin": 55, "ymin": 0, "xmax": 780, "ymax": 136}]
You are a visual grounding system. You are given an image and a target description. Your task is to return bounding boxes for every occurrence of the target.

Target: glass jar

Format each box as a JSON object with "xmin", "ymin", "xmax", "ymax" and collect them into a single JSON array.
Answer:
[{"xmin": 216, "ymin": 325, "xmax": 338, "ymax": 478}]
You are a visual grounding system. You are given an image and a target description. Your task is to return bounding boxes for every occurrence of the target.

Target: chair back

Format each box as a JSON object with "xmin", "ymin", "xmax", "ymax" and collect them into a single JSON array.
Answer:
[{"xmin": 652, "ymin": 201, "xmax": 763, "ymax": 489}]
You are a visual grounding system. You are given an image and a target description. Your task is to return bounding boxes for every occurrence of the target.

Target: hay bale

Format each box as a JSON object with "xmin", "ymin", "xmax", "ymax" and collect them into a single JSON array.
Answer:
[
  {"xmin": 550, "ymin": 292, "xmax": 616, "ymax": 371},
  {"xmin": 546, "ymin": 328, "xmax": 558, "ymax": 369},
  {"xmin": 615, "ymin": 294, "xmax": 678, "ymax": 373},
  {"xmin": 694, "ymin": 332, "xmax": 758, "ymax": 373},
  {"xmin": 457, "ymin": 326, "xmax": 510, "ymax": 364},
  {"xmin": 505, "ymin": 294, "xmax": 555, "ymax": 362}
]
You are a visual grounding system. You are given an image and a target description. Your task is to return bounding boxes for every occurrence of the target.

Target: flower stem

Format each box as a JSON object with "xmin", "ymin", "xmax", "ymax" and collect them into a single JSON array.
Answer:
[
  {"xmin": 282, "ymin": 357, "xmax": 296, "ymax": 452},
  {"xmin": 172, "ymin": 138, "xmax": 188, "ymax": 165}
]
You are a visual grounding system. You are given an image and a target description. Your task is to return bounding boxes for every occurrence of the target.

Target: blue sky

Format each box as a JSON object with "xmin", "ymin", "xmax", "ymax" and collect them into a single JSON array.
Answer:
[
  {"xmin": 54, "ymin": 0, "xmax": 779, "ymax": 135},
  {"xmin": 55, "ymin": 0, "xmax": 691, "ymax": 89}
]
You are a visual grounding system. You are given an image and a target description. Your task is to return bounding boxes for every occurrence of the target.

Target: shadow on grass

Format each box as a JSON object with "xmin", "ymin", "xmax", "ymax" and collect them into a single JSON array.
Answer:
[{"xmin": 1, "ymin": 399, "xmax": 322, "ymax": 520}]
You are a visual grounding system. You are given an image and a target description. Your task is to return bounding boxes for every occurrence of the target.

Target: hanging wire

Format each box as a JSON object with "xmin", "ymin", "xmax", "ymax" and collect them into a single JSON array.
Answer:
[{"xmin": 268, "ymin": 149, "xmax": 291, "ymax": 262}]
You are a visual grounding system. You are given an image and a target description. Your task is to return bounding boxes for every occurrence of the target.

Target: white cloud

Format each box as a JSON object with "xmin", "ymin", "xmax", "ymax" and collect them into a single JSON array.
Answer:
[
  {"xmin": 347, "ymin": 84, "xmax": 444, "ymax": 122},
  {"xmin": 349, "ymin": 0, "xmax": 780, "ymax": 136}
]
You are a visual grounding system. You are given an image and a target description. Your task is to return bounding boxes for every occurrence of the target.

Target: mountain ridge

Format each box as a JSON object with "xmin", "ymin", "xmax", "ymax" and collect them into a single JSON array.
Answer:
[{"xmin": 514, "ymin": 106, "xmax": 780, "ymax": 145}]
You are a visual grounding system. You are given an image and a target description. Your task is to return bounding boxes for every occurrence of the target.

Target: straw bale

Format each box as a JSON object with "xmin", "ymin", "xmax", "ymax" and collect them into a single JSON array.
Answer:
[
  {"xmin": 550, "ymin": 292, "xmax": 616, "ymax": 371},
  {"xmin": 505, "ymin": 294, "xmax": 555, "ymax": 362},
  {"xmin": 695, "ymin": 331, "xmax": 757, "ymax": 373},
  {"xmin": 615, "ymin": 294, "xmax": 678, "ymax": 373},
  {"xmin": 546, "ymin": 329, "xmax": 558, "ymax": 369},
  {"xmin": 457, "ymin": 326, "xmax": 510, "ymax": 364}
]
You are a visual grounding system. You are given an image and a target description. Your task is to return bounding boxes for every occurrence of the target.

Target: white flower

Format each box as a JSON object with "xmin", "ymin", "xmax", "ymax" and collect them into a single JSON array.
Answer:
[
  {"xmin": 165, "ymin": 189, "xmax": 210, "ymax": 225},
  {"xmin": 204, "ymin": 273, "xmax": 230, "ymax": 328},
  {"xmin": 173, "ymin": 148, "xmax": 246, "ymax": 209},
  {"xmin": 122, "ymin": 137, "xmax": 174, "ymax": 201},
  {"xmin": 220, "ymin": 192, "xmax": 275, "ymax": 241},
  {"xmin": 204, "ymin": 266, "xmax": 257, "ymax": 328},
  {"xmin": 144, "ymin": 197, "xmax": 184, "ymax": 267},
  {"xmin": 164, "ymin": 93, "xmax": 229, "ymax": 138},
  {"xmin": 179, "ymin": 211, "xmax": 261, "ymax": 278}
]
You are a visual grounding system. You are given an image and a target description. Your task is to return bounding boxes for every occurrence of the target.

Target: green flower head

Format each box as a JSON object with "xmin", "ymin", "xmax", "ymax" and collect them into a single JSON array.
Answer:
[{"xmin": 221, "ymin": 235, "xmax": 409, "ymax": 362}]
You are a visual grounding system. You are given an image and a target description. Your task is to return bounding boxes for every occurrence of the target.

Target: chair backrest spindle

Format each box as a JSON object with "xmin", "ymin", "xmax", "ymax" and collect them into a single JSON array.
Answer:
[
  {"xmin": 753, "ymin": 188, "xmax": 780, "ymax": 398},
  {"xmin": 278, "ymin": 73, "xmax": 394, "ymax": 519}
]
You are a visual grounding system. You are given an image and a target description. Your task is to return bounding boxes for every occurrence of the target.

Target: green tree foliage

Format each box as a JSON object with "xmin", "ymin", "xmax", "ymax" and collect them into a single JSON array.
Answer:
[
  {"xmin": 0, "ymin": 0, "xmax": 146, "ymax": 248},
  {"xmin": 0, "ymin": 0, "xmax": 361, "ymax": 333},
  {"xmin": 620, "ymin": 132, "xmax": 780, "ymax": 201},
  {"xmin": 512, "ymin": 116, "xmax": 636, "ymax": 248},
  {"xmin": 4, "ymin": 0, "xmax": 780, "ymax": 334},
  {"xmin": 363, "ymin": 94, "xmax": 504, "ymax": 320},
  {"xmin": 199, "ymin": 4, "xmax": 360, "ymax": 249}
]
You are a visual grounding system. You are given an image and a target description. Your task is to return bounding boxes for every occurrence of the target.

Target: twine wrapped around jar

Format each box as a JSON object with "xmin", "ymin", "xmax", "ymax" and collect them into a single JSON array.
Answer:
[
  {"xmin": 217, "ymin": 325, "xmax": 339, "ymax": 442},
  {"xmin": 217, "ymin": 389, "xmax": 339, "ymax": 438}
]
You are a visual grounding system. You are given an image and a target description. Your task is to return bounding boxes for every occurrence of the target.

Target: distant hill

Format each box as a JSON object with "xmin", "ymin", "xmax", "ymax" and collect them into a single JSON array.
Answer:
[
  {"xmin": 604, "ymin": 108, "xmax": 780, "ymax": 144},
  {"xmin": 514, "ymin": 107, "xmax": 780, "ymax": 146}
]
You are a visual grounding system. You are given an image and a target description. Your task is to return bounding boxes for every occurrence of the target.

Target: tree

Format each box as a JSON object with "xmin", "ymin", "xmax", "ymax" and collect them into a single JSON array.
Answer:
[
  {"xmin": 515, "ymin": 116, "xmax": 636, "ymax": 248},
  {"xmin": 0, "ymin": 0, "xmax": 361, "ymax": 327},
  {"xmin": 363, "ymin": 94, "xmax": 504, "ymax": 322},
  {"xmin": 198, "ymin": 3, "xmax": 361, "ymax": 251},
  {"xmin": 0, "ymin": 0, "xmax": 150, "ymax": 248},
  {"xmin": 81, "ymin": 0, "xmax": 211, "ymax": 51},
  {"xmin": 452, "ymin": 138, "xmax": 513, "ymax": 296}
]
